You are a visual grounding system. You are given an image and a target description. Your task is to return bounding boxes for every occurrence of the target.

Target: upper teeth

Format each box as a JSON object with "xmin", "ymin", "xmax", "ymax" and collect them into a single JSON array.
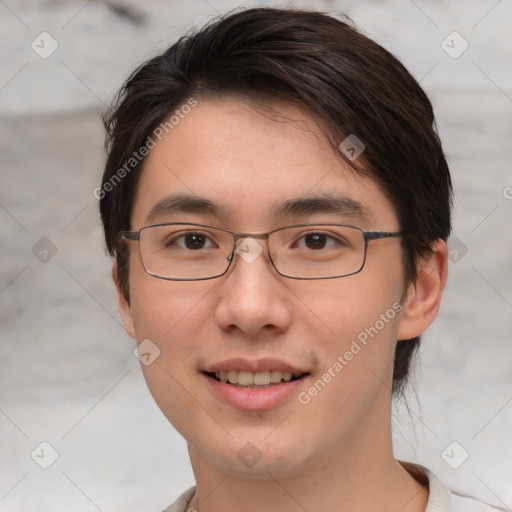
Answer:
[{"xmin": 215, "ymin": 370, "xmax": 296, "ymax": 385}]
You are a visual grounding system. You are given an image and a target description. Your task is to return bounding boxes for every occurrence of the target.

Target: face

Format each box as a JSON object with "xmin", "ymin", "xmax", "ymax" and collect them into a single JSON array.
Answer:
[{"xmin": 118, "ymin": 97, "xmax": 419, "ymax": 479}]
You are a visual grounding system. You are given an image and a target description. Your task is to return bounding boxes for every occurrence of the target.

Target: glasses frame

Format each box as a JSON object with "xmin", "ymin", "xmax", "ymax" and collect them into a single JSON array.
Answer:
[{"xmin": 120, "ymin": 222, "xmax": 405, "ymax": 281}]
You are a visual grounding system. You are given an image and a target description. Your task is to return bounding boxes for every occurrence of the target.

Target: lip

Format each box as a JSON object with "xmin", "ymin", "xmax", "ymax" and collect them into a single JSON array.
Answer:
[
  {"xmin": 202, "ymin": 371, "xmax": 309, "ymax": 410},
  {"xmin": 203, "ymin": 358, "xmax": 308, "ymax": 374}
]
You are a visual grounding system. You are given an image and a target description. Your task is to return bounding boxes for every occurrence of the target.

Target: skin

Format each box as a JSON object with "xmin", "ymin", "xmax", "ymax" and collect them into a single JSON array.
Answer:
[{"xmin": 114, "ymin": 97, "xmax": 448, "ymax": 512}]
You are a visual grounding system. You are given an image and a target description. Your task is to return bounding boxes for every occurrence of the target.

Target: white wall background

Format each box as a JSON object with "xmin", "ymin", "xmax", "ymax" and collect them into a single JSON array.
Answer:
[{"xmin": 0, "ymin": 0, "xmax": 511, "ymax": 511}]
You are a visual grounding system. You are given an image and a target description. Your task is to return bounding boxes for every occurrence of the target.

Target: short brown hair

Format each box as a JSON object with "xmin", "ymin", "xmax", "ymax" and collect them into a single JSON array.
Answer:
[{"xmin": 99, "ymin": 7, "xmax": 452, "ymax": 396}]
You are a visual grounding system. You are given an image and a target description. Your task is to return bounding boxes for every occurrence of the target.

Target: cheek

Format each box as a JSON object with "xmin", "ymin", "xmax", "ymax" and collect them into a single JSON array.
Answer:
[
  {"xmin": 295, "ymin": 284, "xmax": 402, "ymax": 438},
  {"xmin": 128, "ymin": 253, "xmax": 215, "ymax": 343},
  {"xmin": 127, "ymin": 262, "xmax": 207, "ymax": 366},
  {"xmin": 302, "ymin": 268, "xmax": 403, "ymax": 347},
  {"xmin": 298, "ymin": 271, "xmax": 403, "ymax": 401},
  {"xmin": 128, "ymin": 275, "xmax": 219, "ymax": 436}
]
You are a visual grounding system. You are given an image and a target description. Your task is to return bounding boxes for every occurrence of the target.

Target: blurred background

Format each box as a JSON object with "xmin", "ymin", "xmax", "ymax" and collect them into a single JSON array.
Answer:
[{"xmin": 0, "ymin": 0, "xmax": 511, "ymax": 510}]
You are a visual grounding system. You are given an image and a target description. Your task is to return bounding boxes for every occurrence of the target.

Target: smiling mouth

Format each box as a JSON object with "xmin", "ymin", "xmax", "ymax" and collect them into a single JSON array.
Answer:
[{"xmin": 204, "ymin": 370, "xmax": 309, "ymax": 388}]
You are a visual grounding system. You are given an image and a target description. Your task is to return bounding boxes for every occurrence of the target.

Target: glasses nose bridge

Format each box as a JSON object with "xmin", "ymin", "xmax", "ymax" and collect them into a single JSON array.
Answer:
[
  {"xmin": 226, "ymin": 230, "xmax": 276, "ymax": 271},
  {"xmin": 230, "ymin": 230, "xmax": 272, "ymax": 251},
  {"xmin": 232, "ymin": 229, "xmax": 271, "ymax": 240}
]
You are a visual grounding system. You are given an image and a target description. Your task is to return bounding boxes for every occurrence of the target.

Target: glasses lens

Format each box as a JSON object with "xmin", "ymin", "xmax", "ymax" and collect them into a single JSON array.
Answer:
[
  {"xmin": 139, "ymin": 224, "xmax": 233, "ymax": 279},
  {"xmin": 270, "ymin": 225, "xmax": 365, "ymax": 278}
]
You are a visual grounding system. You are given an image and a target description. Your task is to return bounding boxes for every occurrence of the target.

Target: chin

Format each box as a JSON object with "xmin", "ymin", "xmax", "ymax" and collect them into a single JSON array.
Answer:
[{"xmin": 191, "ymin": 432, "xmax": 316, "ymax": 480}]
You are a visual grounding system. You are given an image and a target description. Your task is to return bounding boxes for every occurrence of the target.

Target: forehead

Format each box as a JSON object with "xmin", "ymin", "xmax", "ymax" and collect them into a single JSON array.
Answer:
[{"xmin": 131, "ymin": 97, "xmax": 398, "ymax": 230}]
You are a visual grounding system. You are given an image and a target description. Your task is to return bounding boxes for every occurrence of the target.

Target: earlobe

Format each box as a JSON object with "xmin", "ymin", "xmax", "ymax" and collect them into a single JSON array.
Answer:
[
  {"xmin": 397, "ymin": 240, "xmax": 448, "ymax": 341},
  {"xmin": 112, "ymin": 260, "xmax": 136, "ymax": 339}
]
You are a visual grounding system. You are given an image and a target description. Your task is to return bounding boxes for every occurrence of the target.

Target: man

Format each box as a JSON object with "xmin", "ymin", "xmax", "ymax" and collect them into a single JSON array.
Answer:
[{"xmin": 98, "ymin": 7, "xmax": 501, "ymax": 511}]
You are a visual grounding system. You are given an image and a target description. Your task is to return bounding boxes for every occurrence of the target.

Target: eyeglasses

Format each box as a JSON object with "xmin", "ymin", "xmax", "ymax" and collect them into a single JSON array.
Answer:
[{"xmin": 120, "ymin": 222, "xmax": 405, "ymax": 281}]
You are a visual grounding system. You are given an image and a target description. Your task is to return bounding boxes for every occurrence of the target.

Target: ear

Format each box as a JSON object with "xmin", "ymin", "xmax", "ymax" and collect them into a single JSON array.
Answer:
[
  {"xmin": 397, "ymin": 240, "xmax": 448, "ymax": 340},
  {"xmin": 112, "ymin": 260, "xmax": 136, "ymax": 339}
]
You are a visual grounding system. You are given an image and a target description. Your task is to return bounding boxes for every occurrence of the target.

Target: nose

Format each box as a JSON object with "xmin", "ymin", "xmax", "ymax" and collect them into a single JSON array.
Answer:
[{"xmin": 213, "ymin": 237, "xmax": 292, "ymax": 337}]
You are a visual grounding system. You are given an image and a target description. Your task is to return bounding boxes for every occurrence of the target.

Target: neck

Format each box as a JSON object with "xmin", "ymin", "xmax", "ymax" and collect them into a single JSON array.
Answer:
[{"xmin": 186, "ymin": 418, "xmax": 428, "ymax": 512}]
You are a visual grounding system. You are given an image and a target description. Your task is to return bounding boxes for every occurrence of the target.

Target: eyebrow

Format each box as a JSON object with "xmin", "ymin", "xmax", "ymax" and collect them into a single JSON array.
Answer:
[
  {"xmin": 145, "ymin": 193, "xmax": 371, "ymax": 224},
  {"xmin": 146, "ymin": 194, "xmax": 230, "ymax": 223},
  {"xmin": 272, "ymin": 194, "xmax": 371, "ymax": 222}
]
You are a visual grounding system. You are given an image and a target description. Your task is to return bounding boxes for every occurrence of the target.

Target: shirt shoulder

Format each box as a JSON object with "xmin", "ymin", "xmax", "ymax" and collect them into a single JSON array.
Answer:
[
  {"xmin": 420, "ymin": 466, "xmax": 506, "ymax": 512},
  {"xmin": 450, "ymin": 492, "xmax": 508, "ymax": 512},
  {"xmin": 161, "ymin": 487, "xmax": 195, "ymax": 512}
]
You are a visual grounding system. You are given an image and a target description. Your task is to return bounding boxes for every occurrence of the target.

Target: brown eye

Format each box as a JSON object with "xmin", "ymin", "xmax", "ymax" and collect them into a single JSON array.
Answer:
[
  {"xmin": 165, "ymin": 231, "xmax": 215, "ymax": 250},
  {"xmin": 304, "ymin": 233, "xmax": 328, "ymax": 249},
  {"xmin": 183, "ymin": 233, "xmax": 207, "ymax": 249}
]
